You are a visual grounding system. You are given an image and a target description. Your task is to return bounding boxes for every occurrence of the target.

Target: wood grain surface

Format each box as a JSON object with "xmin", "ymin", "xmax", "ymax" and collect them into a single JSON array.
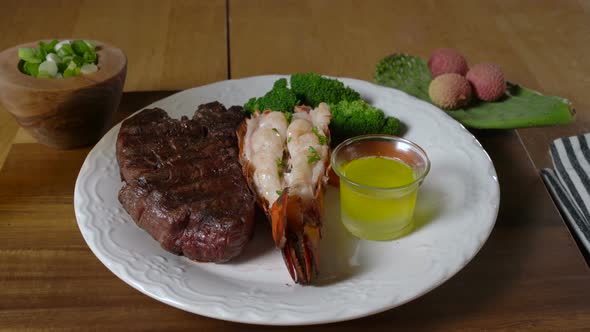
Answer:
[
  {"xmin": 229, "ymin": 0, "xmax": 590, "ymax": 170},
  {"xmin": 2, "ymin": 94, "xmax": 590, "ymax": 330},
  {"xmin": 0, "ymin": 0, "xmax": 227, "ymax": 165},
  {"xmin": 2, "ymin": 0, "xmax": 590, "ymax": 330}
]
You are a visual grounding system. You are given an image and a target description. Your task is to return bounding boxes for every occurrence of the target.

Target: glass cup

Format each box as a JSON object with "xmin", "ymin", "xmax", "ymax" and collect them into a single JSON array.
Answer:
[{"xmin": 331, "ymin": 135, "xmax": 431, "ymax": 240}]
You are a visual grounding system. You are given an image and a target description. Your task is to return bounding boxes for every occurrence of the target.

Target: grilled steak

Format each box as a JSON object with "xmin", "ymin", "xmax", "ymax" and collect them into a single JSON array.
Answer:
[{"xmin": 116, "ymin": 102, "xmax": 255, "ymax": 262}]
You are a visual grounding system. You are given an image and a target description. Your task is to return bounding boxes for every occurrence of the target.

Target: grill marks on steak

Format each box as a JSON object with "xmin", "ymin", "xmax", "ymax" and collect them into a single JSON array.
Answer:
[{"xmin": 116, "ymin": 102, "xmax": 255, "ymax": 263}]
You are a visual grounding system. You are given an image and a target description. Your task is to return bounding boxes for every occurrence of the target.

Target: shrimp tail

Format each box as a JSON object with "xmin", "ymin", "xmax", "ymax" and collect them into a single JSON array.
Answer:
[
  {"xmin": 270, "ymin": 187, "xmax": 322, "ymax": 284},
  {"xmin": 270, "ymin": 188, "xmax": 288, "ymax": 248}
]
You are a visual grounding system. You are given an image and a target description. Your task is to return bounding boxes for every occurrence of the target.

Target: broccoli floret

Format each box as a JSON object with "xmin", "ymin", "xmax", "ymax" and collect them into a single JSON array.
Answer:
[
  {"xmin": 381, "ymin": 116, "xmax": 404, "ymax": 137},
  {"xmin": 290, "ymin": 73, "xmax": 361, "ymax": 107},
  {"xmin": 330, "ymin": 100, "xmax": 403, "ymax": 145},
  {"xmin": 243, "ymin": 78, "xmax": 298, "ymax": 114}
]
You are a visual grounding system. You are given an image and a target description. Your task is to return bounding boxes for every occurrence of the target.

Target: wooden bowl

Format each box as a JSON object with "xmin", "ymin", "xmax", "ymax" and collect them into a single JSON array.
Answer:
[{"xmin": 0, "ymin": 40, "xmax": 126, "ymax": 149}]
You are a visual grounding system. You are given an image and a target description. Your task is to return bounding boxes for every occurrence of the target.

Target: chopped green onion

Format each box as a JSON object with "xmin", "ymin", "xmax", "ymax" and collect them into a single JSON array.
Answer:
[
  {"xmin": 38, "ymin": 40, "xmax": 58, "ymax": 57},
  {"xmin": 83, "ymin": 40, "xmax": 96, "ymax": 51},
  {"xmin": 80, "ymin": 63, "xmax": 98, "ymax": 75},
  {"xmin": 47, "ymin": 40, "xmax": 58, "ymax": 51},
  {"xmin": 57, "ymin": 44, "xmax": 74, "ymax": 57},
  {"xmin": 307, "ymin": 146, "xmax": 321, "ymax": 164},
  {"xmin": 276, "ymin": 190, "xmax": 283, "ymax": 196},
  {"xmin": 72, "ymin": 40, "xmax": 90, "ymax": 56},
  {"xmin": 22, "ymin": 62, "xmax": 40, "ymax": 76},
  {"xmin": 288, "ymin": 136, "xmax": 292, "ymax": 143},
  {"xmin": 55, "ymin": 40, "xmax": 70, "ymax": 51},
  {"xmin": 63, "ymin": 62, "xmax": 79, "ymax": 78},
  {"xmin": 57, "ymin": 61, "xmax": 69, "ymax": 73},
  {"xmin": 72, "ymin": 55, "xmax": 84, "ymax": 66},
  {"xmin": 38, "ymin": 61, "xmax": 58, "ymax": 77},
  {"xmin": 18, "ymin": 48, "xmax": 42, "ymax": 63},
  {"xmin": 276, "ymin": 158, "xmax": 286, "ymax": 169},
  {"xmin": 46, "ymin": 53, "xmax": 62, "ymax": 63},
  {"xmin": 37, "ymin": 71, "xmax": 52, "ymax": 78},
  {"xmin": 83, "ymin": 51, "xmax": 97, "ymax": 64},
  {"xmin": 19, "ymin": 40, "xmax": 98, "ymax": 78}
]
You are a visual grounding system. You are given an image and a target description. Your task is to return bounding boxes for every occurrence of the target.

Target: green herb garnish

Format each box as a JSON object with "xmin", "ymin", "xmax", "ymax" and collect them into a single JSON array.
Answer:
[
  {"xmin": 307, "ymin": 146, "xmax": 321, "ymax": 164},
  {"xmin": 284, "ymin": 112, "xmax": 293, "ymax": 123},
  {"xmin": 287, "ymin": 136, "xmax": 292, "ymax": 143},
  {"xmin": 276, "ymin": 190, "xmax": 283, "ymax": 196},
  {"xmin": 312, "ymin": 127, "xmax": 327, "ymax": 145},
  {"xmin": 276, "ymin": 158, "xmax": 286, "ymax": 169}
]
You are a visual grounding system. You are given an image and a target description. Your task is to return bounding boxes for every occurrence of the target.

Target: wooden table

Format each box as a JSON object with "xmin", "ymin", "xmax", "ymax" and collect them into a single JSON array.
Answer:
[{"xmin": 2, "ymin": 1, "xmax": 590, "ymax": 330}]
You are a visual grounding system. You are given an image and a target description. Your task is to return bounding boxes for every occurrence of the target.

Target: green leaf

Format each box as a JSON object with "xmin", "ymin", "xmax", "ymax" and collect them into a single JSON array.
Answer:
[
  {"xmin": 446, "ymin": 83, "xmax": 575, "ymax": 128},
  {"xmin": 375, "ymin": 53, "xmax": 432, "ymax": 102},
  {"xmin": 22, "ymin": 61, "xmax": 40, "ymax": 76},
  {"xmin": 374, "ymin": 53, "xmax": 575, "ymax": 129},
  {"xmin": 72, "ymin": 40, "xmax": 91, "ymax": 56},
  {"xmin": 18, "ymin": 48, "xmax": 42, "ymax": 63}
]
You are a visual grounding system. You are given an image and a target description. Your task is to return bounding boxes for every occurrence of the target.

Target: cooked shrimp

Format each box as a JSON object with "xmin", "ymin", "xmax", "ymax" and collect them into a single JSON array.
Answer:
[
  {"xmin": 310, "ymin": 102, "xmax": 331, "ymax": 132},
  {"xmin": 244, "ymin": 111, "xmax": 288, "ymax": 206},
  {"xmin": 237, "ymin": 104, "xmax": 331, "ymax": 284}
]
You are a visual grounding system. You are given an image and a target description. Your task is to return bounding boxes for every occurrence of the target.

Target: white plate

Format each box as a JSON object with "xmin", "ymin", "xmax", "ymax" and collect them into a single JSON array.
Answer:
[{"xmin": 74, "ymin": 75, "xmax": 499, "ymax": 325}]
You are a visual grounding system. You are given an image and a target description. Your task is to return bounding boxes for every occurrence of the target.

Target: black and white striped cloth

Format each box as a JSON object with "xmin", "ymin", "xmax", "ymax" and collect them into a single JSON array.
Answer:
[{"xmin": 541, "ymin": 134, "xmax": 590, "ymax": 254}]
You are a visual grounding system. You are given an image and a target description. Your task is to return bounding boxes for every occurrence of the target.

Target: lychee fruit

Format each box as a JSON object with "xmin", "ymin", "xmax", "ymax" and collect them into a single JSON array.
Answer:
[
  {"xmin": 428, "ymin": 48, "xmax": 469, "ymax": 77},
  {"xmin": 466, "ymin": 63, "xmax": 506, "ymax": 102},
  {"xmin": 428, "ymin": 73, "xmax": 472, "ymax": 110}
]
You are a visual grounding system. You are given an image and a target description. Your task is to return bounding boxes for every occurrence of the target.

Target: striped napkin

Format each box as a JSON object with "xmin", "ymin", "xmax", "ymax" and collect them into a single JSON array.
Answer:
[{"xmin": 541, "ymin": 134, "xmax": 590, "ymax": 254}]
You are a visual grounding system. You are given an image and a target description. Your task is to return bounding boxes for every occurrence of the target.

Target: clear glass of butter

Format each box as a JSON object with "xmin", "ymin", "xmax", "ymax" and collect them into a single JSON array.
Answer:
[{"xmin": 331, "ymin": 135, "xmax": 430, "ymax": 241}]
